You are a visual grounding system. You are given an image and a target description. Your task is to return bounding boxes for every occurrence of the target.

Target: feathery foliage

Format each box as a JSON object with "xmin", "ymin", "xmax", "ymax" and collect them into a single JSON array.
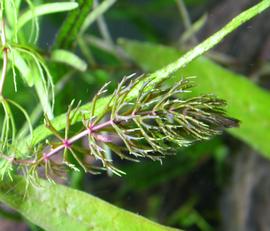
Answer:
[{"xmin": 0, "ymin": 74, "xmax": 238, "ymax": 181}]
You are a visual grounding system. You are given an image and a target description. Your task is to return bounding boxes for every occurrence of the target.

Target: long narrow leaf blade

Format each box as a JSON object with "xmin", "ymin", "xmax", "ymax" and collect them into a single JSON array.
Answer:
[
  {"xmin": 17, "ymin": 2, "xmax": 79, "ymax": 29},
  {"xmin": 0, "ymin": 178, "xmax": 180, "ymax": 231},
  {"xmin": 53, "ymin": 0, "xmax": 94, "ymax": 49},
  {"xmin": 51, "ymin": 49, "xmax": 87, "ymax": 72}
]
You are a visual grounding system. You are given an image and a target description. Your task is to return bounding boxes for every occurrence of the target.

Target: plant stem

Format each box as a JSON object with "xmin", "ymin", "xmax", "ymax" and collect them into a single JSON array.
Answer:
[
  {"xmin": 0, "ymin": 18, "xmax": 8, "ymax": 96},
  {"xmin": 41, "ymin": 120, "xmax": 114, "ymax": 161},
  {"xmin": 175, "ymin": 0, "xmax": 197, "ymax": 44},
  {"xmin": 0, "ymin": 119, "xmax": 114, "ymax": 165},
  {"xmin": 94, "ymin": 0, "xmax": 114, "ymax": 46},
  {"xmin": 151, "ymin": 0, "xmax": 270, "ymax": 82},
  {"xmin": 0, "ymin": 152, "xmax": 35, "ymax": 165}
]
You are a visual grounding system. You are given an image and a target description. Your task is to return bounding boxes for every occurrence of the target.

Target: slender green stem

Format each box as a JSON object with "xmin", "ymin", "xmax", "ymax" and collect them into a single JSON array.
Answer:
[
  {"xmin": 175, "ymin": 0, "xmax": 197, "ymax": 44},
  {"xmin": 0, "ymin": 18, "xmax": 8, "ymax": 96},
  {"xmin": 151, "ymin": 0, "xmax": 270, "ymax": 81}
]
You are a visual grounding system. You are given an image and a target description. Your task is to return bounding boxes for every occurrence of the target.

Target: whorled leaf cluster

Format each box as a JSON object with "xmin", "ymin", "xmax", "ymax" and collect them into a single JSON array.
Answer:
[
  {"xmin": 0, "ymin": 74, "xmax": 239, "ymax": 181},
  {"xmin": 0, "ymin": 0, "xmax": 240, "ymax": 183}
]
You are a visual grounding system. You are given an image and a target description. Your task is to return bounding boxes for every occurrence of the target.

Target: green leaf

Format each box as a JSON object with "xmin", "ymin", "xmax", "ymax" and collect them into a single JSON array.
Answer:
[
  {"xmin": 33, "ymin": 65, "xmax": 53, "ymax": 119},
  {"xmin": 51, "ymin": 49, "xmax": 87, "ymax": 72},
  {"xmin": 0, "ymin": 177, "xmax": 180, "ymax": 231},
  {"xmin": 80, "ymin": 0, "xmax": 117, "ymax": 35},
  {"xmin": 17, "ymin": 2, "xmax": 79, "ymax": 30},
  {"xmin": 12, "ymin": 45, "xmax": 55, "ymax": 120},
  {"xmin": 4, "ymin": 0, "xmax": 19, "ymax": 39},
  {"xmin": 119, "ymin": 39, "xmax": 270, "ymax": 157},
  {"xmin": 12, "ymin": 50, "xmax": 33, "ymax": 86},
  {"xmin": 54, "ymin": 0, "xmax": 94, "ymax": 50}
]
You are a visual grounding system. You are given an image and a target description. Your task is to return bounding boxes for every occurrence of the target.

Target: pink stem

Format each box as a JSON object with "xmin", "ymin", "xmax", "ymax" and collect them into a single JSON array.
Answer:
[{"xmin": 41, "ymin": 120, "xmax": 114, "ymax": 161}]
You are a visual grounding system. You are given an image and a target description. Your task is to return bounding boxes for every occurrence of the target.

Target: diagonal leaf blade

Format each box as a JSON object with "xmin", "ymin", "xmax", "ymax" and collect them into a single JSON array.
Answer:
[
  {"xmin": 53, "ymin": 0, "xmax": 94, "ymax": 50},
  {"xmin": 17, "ymin": 2, "xmax": 79, "ymax": 30},
  {"xmin": 0, "ymin": 177, "xmax": 180, "ymax": 231},
  {"xmin": 51, "ymin": 49, "xmax": 87, "ymax": 72}
]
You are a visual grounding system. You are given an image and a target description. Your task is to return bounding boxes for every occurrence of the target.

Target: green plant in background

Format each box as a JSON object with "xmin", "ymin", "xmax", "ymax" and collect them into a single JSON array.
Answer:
[{"xmin": 0, "ymin": 0, "xmax": 269, "ymax": 230}]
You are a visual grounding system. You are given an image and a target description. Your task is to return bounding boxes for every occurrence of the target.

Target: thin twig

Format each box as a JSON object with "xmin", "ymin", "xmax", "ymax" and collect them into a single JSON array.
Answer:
[
  {"xmin": 84, "ymin": 35, "xmax": 130, "ymax": 61},
  {"xmin": 175, "ymin": 0, "xmax": 198, "ymax": 44},
  {"xmin": 80, "ymin": 0, "xmax": 116, "ymax": 35},
  {"xmin": 94, "ymin": 0, "xmax": 114, "ymax": 46},
  {"xmin": 0, "ymin": 152, "xmax": 35, "ymax": 165}
]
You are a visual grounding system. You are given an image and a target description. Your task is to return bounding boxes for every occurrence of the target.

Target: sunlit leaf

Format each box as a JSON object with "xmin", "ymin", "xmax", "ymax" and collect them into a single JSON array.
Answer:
[
  {"xmin": 0, "ymin": 177, "xmax": 180, "ymax": 231},
  {"xmin": 51, "ymin": 49, "xmax": 87, "ymax": 72},
  {"xmin": 17, "ymin": 2, "xmax": 78, "ymax": 30}
]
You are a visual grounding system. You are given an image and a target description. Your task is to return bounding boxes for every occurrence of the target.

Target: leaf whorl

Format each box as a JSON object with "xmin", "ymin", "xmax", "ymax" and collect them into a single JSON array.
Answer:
[
  {"xmin": 77, "ymin": 74, "xmax": 239, "ymax": 174},
  {"xmin": 1, "ymin": 74, "xmax": 239, "ymax": 179}
]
